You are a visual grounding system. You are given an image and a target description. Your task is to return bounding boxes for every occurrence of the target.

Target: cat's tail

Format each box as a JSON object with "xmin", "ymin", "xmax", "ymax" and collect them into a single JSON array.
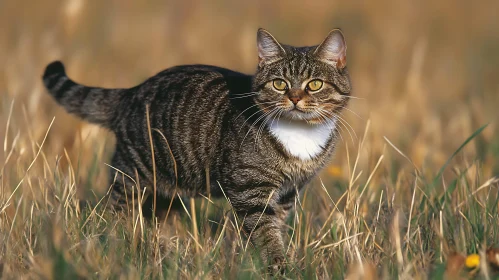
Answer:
[{"xmin": 42, "ymin": 61, "xmax": 125, "ymax": 130}]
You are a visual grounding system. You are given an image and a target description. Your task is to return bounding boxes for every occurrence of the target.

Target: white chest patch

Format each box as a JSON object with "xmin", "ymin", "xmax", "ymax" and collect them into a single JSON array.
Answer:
[{"xmin": 269, "ymin": 119, "xmax": 336, "ymax": 161}]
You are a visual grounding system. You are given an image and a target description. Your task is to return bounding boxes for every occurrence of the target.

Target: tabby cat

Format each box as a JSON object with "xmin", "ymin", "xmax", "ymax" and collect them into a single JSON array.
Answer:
[{"xmin": 42, "ymin": 28, "xmax": 351, "ymax": 273}]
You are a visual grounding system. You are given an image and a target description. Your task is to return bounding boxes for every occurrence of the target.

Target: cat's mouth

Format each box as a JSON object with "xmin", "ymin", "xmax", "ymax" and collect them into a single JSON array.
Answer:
[
  {"xmin": 285, "ymin": 107, "xmax": 318, "ymax": 121},
  {"xmin": 260, "ymin": 103, "xmax": 335, "ymax": 124},
  {"xmin": 281, "ymin": 106, "xmax": 335, "ymax": 124}
]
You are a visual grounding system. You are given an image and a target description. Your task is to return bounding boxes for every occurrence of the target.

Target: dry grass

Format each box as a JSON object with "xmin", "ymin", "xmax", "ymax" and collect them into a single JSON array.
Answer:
[{"xmin": 1, "ymin": 0, "xmax": 499, "ymax": 279}]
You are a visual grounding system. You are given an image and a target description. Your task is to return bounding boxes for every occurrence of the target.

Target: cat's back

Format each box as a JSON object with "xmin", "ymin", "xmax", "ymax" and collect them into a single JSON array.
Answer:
[
  {"xmin": 139, "ymin": 64, "xmax": 251, "ymax": 96},
  {"xmin": 119, "ymin": 64, "xmax": 251, "ymax": 119},
  {"xmin": 142, "ymin": 64, "xmax": 252, "ymax": 121}
]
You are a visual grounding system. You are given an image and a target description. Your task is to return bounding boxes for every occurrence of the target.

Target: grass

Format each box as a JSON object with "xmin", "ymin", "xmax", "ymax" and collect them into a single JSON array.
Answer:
[
  {"xmin": 1, "ymin": 117, "xmax": 497, "ymax": 279},
  {"xmin": 1, "ymin": 0, "xmax": 499, "ymax": 279}
]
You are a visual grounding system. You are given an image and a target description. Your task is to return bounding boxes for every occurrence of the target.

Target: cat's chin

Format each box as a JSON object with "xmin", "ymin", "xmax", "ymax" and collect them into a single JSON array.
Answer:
[{"xmin": 281, "ymin": 109, "xmax": 331, "ymax": 125}]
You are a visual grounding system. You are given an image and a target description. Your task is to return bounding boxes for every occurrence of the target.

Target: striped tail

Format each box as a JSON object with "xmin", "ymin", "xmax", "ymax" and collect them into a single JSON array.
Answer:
[{"xmin": 42, "ymin": 61, "xmax": 125, "ymax": 129}]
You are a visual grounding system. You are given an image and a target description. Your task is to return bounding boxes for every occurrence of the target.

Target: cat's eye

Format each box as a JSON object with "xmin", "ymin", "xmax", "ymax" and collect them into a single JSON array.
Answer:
[
  {"xmin": 307, "ymin": 80, "xmax": 323, "ymax": 92},
  {"xmin": 272, "ymin": 79, "xmax": 288, "ymax": 91}
]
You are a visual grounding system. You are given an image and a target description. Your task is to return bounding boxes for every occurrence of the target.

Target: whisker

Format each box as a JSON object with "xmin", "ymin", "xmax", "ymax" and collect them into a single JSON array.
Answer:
[
  {"xmin": 229, "ymin": 92, "xmax": 261, "ymax": 99},
  {"xmin": 231, "ymin": 91, "xmax": 260, "ymax": 96},
  {"xmin": 316, "ymin": 108, "xmax": 353, "ymax": 144},
  {"xmin": 333, "ymin": 114, "xmax": 356, "ymax": 145},
  {"xmin": 340, "ymin": 95, "xmax": 365, "ymax": 100},
  {"xmin": 312, "ymin": 109, "xmax": 330, "ymax": 127},
  {"xmin": 314, "ymin": 110, "xmax": 345, "ymax": 144},
  {"xmin": 336, "ymin": 106, "xmax": 362, "ymax": 120},
  {"xmin": 310, "ymin": 109, "xmax": 326, "ymax": 124},
  {"xmin": 270, "ymin": 108, "xmax": 284, "ymax": 128},
  {"xmin": 239, "ymin": 103, "xmax": 282, "ymax": 132},
  {"xmin": 254, "ymin": 107, "xmax": 280, "ymax": 148},
  {"xmin": 230, "ymin": 95, "xmax": 258, "ymax": 100},
  {"xmin": 234, "ymin": 104, "xmax": 260, "ymax": 121},
  {"xmin": 320, "ymin": 112, "xmax": 347, "ymax": 145},
  {"xmin": 238, "ymin": 104, "xmax": 278, "ymax": 134},
  {"xmin": 314, "ymin": 107, "xmax": 334, "ymax": 121},
  {"xmin": 332, "ymin": 123, "xmax": 345, "ymax": 144},
  {"xmin": 333, "ymin": 113, "xmax": 358, "ymax": 141},
  {"xmin": 240, "ymin": 106, "xmax": 280, "ymax": 148},
  {"xmin": 234, "ymin": 101, "xmax": 278, "ymax": 122},
  {"xmin": 336, "ymin": 118, "xmax": 353, "ymax": 144}
]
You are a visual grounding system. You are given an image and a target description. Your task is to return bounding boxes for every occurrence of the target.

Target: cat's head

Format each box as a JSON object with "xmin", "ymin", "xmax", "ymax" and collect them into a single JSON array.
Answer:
[{"xmin": 252, "ymin": 28, "xmax": 351, "ymax": 124}]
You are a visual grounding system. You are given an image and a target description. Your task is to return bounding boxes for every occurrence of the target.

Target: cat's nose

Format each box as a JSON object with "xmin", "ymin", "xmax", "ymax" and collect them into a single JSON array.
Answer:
[{"xmin": 289, "ymin": 97, "xmax": 301, "ymax": 105}]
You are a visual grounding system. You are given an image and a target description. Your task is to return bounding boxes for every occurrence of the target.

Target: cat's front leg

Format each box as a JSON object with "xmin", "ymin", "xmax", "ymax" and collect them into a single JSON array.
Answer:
[{"xmin": 228, "ymin": 186, "xmax": 289, "ymax": 274}]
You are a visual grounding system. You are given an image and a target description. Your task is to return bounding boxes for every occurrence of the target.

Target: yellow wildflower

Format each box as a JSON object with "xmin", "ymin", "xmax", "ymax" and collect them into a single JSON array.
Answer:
[
  {"xmin": 465, "ymin": 254, "xmax": 480, "ymax": 269},
  {"xmin": 327, "ymin": 165, "xmax": 342, "ymax": 177}
]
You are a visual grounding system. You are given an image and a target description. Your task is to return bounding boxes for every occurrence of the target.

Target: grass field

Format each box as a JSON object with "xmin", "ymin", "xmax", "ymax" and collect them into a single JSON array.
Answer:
[{"xmin": 1, "ymin": 0, "xmax": 499, "ymax": 279}]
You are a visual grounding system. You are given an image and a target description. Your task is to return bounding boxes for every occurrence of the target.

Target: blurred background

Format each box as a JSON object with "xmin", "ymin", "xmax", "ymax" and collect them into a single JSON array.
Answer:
[{"xmin": 0, "ymin": 0, "xmax": 498, "ymax": 195}]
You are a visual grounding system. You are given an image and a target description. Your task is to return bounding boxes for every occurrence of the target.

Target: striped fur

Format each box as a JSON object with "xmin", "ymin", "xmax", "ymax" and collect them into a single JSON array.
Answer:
[
  {"xmin": 42, "ymin": 28, "xmax": 351, "ymax": 273},
  {"xmin": 43, "ymin": 61, "xmax": 125, "ymax": 129}
]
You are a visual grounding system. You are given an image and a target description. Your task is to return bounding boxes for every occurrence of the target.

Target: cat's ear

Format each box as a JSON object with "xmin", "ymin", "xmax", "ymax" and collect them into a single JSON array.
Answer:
[
  {"xmin": 257, "ymin": 28, "xmax": 286, "ymax": 67},
  {"xmin": 314, "ymin": 29, "xmax": 347, "ymax": 69}
]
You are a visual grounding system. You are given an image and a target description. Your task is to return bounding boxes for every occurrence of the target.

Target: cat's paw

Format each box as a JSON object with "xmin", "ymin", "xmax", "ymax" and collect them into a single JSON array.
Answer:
[{"xmin": 267, "ymin": 256, "xmax": 286, "ymax": 275}]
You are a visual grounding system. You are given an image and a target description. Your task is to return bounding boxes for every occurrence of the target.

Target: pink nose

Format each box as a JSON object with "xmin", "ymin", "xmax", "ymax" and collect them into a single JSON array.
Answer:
[{"xmin": 290, "ymin": 97, "xmax": 301, "ymax": 104}]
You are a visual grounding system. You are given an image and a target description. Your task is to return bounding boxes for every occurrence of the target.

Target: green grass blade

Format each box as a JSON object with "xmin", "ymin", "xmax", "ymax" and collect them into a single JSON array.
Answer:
[{"xmin": 432, "ymin": 124, "xmax": 489, "ymax": 186}]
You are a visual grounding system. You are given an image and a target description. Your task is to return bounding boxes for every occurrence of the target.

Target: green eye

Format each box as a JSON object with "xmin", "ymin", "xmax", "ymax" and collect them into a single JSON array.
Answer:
[
  {"xmin": 307, "ymin": 79, "xmax": 323, "ymax": 91},
  {"xmin": 272, "ymin": 79, "xmax": 287, "ymax": 91}
]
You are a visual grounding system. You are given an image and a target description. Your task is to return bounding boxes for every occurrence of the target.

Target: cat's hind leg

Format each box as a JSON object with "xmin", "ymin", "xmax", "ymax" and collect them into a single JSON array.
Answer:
[{"xmin": 106, "ymin": 148, "xmax": 147, "ymax": 212}]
